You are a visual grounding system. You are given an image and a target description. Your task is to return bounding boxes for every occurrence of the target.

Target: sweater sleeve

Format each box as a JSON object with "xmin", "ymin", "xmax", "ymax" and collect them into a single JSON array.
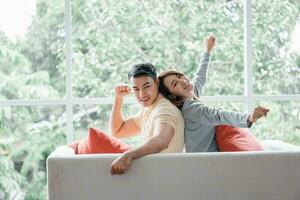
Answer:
[
  {"xmin": 192, "ymin": 52, "xmax": 211, "ymax": 96},
  {"xmin": 182, "ymin": 100, "xmax": 250, "ymax": 128}
]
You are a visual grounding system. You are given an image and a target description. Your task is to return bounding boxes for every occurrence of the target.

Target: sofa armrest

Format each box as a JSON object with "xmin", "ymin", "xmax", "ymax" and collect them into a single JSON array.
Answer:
[
  {"xmin": 261, "ymin": 140, "xmax": 300, "ymax": 151},
  {"xmin": 48, "ymin": 145, "xmax": 75, "ymax": 158}
]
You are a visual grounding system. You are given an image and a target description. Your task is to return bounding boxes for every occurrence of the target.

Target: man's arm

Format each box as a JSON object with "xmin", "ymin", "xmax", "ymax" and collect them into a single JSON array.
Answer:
[
  {"xmin": 111, "ymin": 123, "xmax": 174, "ymax": 175},
  {"xmin": 110, "ymin": 85, "xmax": 140, "ymax": 138}
]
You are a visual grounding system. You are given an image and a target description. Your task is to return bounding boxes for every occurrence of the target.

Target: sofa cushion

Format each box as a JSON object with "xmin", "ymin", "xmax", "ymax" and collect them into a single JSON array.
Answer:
[
  {"xmin": 68, "ymin": 127, "xmax": 131, "ymax": 154},
  {"xmin": 216, "ymin": 125, "xmax": 263, "ymax": 151}
]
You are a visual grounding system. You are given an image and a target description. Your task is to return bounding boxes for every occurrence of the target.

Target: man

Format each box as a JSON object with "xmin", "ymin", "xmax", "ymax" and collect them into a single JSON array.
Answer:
[{"xmin": 110, "ymin": 63, "xmax": 184, "ymax": 175}]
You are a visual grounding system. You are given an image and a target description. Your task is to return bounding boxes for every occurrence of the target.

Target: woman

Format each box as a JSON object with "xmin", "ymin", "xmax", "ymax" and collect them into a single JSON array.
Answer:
[{"xmin": 158, "ymin": 35, "xmax": 269, "ymax": 152}]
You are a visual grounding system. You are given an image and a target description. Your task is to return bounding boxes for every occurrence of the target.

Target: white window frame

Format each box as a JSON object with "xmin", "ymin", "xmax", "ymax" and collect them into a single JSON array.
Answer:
[{"xmin": 0, "ymin": 0, "xmax": 299, "ymax": 143}]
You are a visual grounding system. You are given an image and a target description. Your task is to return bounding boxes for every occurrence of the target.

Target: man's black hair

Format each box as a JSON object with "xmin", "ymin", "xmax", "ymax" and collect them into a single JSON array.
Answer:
[{"xmin": 128, "ymin": 63, "xmax": 157, "ymax": 81}]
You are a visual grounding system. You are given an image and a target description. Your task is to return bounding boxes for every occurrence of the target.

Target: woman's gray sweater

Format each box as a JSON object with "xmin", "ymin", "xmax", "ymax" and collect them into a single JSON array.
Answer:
[{"xmin": 182, "ymin": 52, "xmax": 250, "ymax": 152}]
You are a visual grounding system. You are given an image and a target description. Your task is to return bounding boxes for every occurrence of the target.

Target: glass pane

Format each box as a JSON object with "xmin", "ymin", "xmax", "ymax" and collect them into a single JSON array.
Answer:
[
  {"xmin": 73, "ymin": 103, "xmax": 144, "ymax": 147},
  {"xmin": 0, "ymin": 0, "xmax": 65, "ymax": 100},
  {"xmin": 0, "ymin": 106, "xmax": 66, "ymax": 200},
  {"xmin": 72, "ymin": 0, "xmax": 243, "ymax": 98},
  {"xmin": 252, "ymin": 0, "xmax": 300, "ymax": 94},
  {"xmin": 252, "ymin": 101, "xmax": 300, "ymax": 145}
]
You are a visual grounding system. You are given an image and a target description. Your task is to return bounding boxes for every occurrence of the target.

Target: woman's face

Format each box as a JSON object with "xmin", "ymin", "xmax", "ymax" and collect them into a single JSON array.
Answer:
[{"xmin": 163, "ymin": 74, "xmax": 194, "ymax": 97}]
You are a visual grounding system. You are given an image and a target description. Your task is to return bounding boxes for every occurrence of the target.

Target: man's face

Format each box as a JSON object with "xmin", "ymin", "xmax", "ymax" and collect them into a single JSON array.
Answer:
[{"xmin": 130, "ymin": 76, "xmax": 159, "ymax": 107}]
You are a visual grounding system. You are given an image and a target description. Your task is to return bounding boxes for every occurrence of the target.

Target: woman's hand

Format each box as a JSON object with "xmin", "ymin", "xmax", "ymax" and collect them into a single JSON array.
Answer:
[
  {"xmin": 206, "ymin": 34, "xmax": 216, "ymax": 53},
  {"xmin": 248, "ymin": 106, "xmax": 270, "ymax": 123}
]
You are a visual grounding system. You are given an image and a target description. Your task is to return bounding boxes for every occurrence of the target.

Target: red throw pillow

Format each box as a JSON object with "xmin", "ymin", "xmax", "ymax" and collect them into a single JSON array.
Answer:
[
  {"xmin": 216, "ymin": 125, "xmax": 263, "ymax": 151},
  {"xmin": 68, "ymin": 127, "xmax": 131, "ymax": 154}
]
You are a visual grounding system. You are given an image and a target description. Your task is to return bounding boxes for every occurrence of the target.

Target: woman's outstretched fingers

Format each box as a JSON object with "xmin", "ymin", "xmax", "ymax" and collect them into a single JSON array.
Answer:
[
  {"xmin": 257, "ymin": 106, "xmax": 270, "ymax": 116},
  {"xmin": 209, "ymin": 34, "xmax": 216, "ymax": 42},
  {"xmin": 206, "ymin": 34, "xmax": 216, "ymax": 53},
  {"xmin": 252, "ymin": 106, "xmax": 270, "ymax": 122}
]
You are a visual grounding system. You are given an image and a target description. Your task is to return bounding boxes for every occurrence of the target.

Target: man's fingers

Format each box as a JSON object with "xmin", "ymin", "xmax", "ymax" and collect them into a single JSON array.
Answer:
[
  {"xmin": 119, "ymin": 167, "xmax": 125, "ymax": 174},
  {"xmin": 115, "ymin": 167, "xmax": 120, "ymax": 174},
  {"xmin": 111, "ymin": 166, "xmax": 115, "ymax": 175},
  {"xmin": 111, "ymin": 165, "xmax": 126, "ymax": 175},
  {"xmin": 116, "ymin": 85, "xmax": 131, "ymax": 96},
  {"xmin": 116, "ymin": 167, "xmax": 125, "ymax": 175},
  {"xmin": 111, "ymin": 167, "xmax": 120, "ymax": 175},
  {"xmin": 116, "ymin": 84, "xmax": 130, "ymax": 90},
  {"xmin": 119, "ymin": 86, "xmax": 129, "ymax": 92}
]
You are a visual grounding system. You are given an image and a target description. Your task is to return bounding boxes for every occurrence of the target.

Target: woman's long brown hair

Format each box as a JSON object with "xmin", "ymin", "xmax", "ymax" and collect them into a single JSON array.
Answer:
[{"xmin": 158, "ymin": 72, "xmax": 185, "ymax": 109}]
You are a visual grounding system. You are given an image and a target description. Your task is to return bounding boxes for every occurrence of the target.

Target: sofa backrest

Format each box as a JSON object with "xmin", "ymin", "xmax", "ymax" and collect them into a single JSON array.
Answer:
[{"xmin": 47, "ymin": 146, "xmax": 300, "ymax": 200}]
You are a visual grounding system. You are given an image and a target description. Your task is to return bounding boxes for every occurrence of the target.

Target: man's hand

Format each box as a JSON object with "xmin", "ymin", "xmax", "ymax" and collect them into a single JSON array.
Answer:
[
  {"xmin": 206, "ymin": 34, "xmax": 216, "ymax": 53},
  {"xmin": 111, "ymin": 152, "xmax": 133, "ymax": 175},
  {"xmin": 110, "ymin": 123, "xmax": 174, "ymax": 175},
  {"xmin": 115, "ymin": 84, "xmax": 131, "ymax": 99},
  {"xmin": 248, "ymin": 106, "xmax": 270, "ymax": 123}
]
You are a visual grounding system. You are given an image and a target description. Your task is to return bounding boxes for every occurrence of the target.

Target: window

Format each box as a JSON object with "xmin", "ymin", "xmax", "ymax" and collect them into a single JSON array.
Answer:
[
  {"xmin": 72, "ymin": 1, "xmax": 245, "ymax": 97},
  {"xmin": 252, "ymin": 0, "xmax": 300, "ymax": 95},
  {"xmin": 0, "ymin": 0, "xmax": 65, "ymax": 100},
  {"xmin": 0, "ymin": 106, "xmax": 65, "ymax": 199},
  {"xmin": 252, "ymin": 101, "xmax": 300, "ymax": 144}
]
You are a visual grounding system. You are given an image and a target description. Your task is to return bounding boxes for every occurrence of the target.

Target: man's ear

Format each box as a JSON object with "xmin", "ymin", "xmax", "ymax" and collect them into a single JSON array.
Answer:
[{"xmin": 155, "ymin": 78, "xmax": 159, "ymax": 85}]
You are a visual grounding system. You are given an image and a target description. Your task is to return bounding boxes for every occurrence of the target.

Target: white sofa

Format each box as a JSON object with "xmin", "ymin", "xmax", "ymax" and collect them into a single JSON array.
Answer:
[{"xmin": 47, "ymin": 140, "xmax": 300, "ymax": 200}]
